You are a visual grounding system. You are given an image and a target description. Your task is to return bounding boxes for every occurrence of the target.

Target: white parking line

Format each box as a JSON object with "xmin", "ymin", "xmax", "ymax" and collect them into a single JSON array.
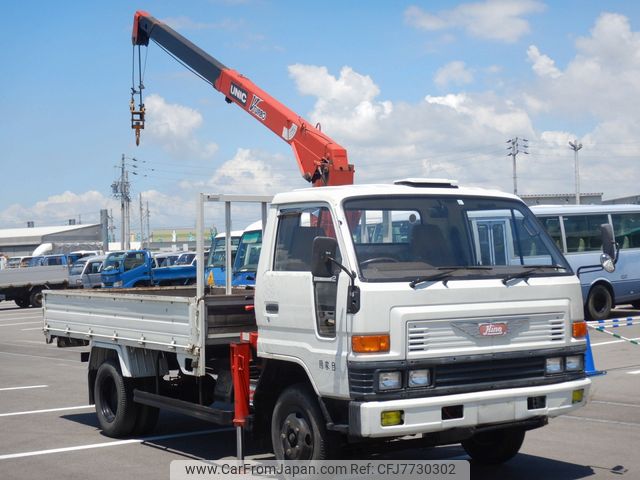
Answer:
[
  {"xmin": 0, "ymin": 316, "xmax": 42, "ymax": 322},
  {"xmin": 591, "ymin": 338, "xmax": 640, "ymax": 347},
  {"xmin": 0, "ymin": 385, "xmax": 47, "ymax": 392},
  {"xmin": 20, "ymin": 327, "xmax": 43, "ymax": 331},
  {"xmin": 0, "ymin": 405, "xmax": 93, "ymax": 417},
  {"xmin": 563, "ymin": 415, "xmax": 640, "ymax": 428},
  {"xmin": 0, "ymin": 322, "xmax": 42, "ymax": 328},
  {"xmin": 0, "ymin": 351, "xmax": 81, "ymax": 363},
  {"xmin": 0, "ymin": 428, "xmax": 233, "ymax": 460},
  {"xmin": 628, "ymin": 370, "xmax": 640, "ymax": 375},
  {"xmin": 591, "ymin": 400, "xmax": 640, "ymax": 408}
]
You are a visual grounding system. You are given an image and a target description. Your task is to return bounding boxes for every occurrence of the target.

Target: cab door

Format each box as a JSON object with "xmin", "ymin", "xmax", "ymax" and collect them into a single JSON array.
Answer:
[{"xmin": 259, "ymin": 204, "xmax": 350, "ymax": 396}]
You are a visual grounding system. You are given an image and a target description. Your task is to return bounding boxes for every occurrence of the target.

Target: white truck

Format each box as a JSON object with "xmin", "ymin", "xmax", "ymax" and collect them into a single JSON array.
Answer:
[
  {"xmin": 0, "ymin": 262, "xmax": 70, "ymax": 308},
  {"xmin": 44, "ymin": 182, "xmax": 617, "ymax": 463}
]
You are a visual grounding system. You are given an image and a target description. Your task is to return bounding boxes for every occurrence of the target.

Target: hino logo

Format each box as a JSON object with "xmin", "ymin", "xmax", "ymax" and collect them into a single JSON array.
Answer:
[
  {"xmin": 451, "ymin": 317, "xmax": 529, "ymax": 339},
  {"xmin": 479, "ymin": 322, "xmax": 508, "ymax": 336},
  {"xmin": 229, "ymin": 83, "xmax": 247, "ymax": 105},
  {"xmin": 249, "ymin": 94, "xmax": 267, "ymax": 121}
]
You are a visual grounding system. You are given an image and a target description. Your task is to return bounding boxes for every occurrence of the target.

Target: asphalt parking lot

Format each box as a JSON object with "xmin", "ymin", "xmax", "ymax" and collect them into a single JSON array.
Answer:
[{"xmin": 0, "ymin": 301, "xmax": 638, "ymax": 480}]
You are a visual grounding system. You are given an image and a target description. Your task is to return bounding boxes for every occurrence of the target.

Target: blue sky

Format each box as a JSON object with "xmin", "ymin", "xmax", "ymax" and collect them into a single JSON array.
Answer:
[{"xmin": 2, "ymin": 1, "xmax": 640, "ymax": 232}]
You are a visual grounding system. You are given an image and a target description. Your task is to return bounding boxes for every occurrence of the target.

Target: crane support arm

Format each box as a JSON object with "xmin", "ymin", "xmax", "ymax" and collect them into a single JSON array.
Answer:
[{"xmin": 132, "ymin": 11, "xmax": 354, "ymax": 186}]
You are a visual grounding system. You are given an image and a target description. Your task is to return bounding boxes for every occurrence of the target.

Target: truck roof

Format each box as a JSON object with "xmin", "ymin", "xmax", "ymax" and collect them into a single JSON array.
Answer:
[{"xmin": 271, "ymin": 180, "xmax": 521, "ymax": 206}]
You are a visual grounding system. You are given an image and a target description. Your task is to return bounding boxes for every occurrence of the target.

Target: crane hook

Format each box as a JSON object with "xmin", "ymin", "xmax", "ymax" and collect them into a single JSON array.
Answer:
[{"xmin": 130, "ymin": 97, "xmax": 145, "ymax": 146}]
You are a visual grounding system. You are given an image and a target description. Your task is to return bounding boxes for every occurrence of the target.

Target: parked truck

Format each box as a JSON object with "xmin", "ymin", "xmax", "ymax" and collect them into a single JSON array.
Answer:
[
  {"xmin": 42, "ymin": 11, "xmax": 616, "ymax": 463},
  {"xmin": 1, "ymin": 259, "xmax": 70, "ymax": 307},
  {"xmin": 101, "ymin": 250, "xmax": 198, "ymax": 288}
]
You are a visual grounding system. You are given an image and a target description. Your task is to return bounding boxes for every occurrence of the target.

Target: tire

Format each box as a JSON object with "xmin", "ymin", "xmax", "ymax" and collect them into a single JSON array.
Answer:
[
  {"xmin": 14, "ymin": 297, "xmax": 30, "ymax": 308},
  {"xmin": 29, "ymin": 289, "xmax": 43, "ymax": 308},
  {"xmin": 631, "ymin": 301, "xmax": 640, "ymax": 310},
  {"xmin": 586, "ymin": 284, "xmax": 613, "ymax": 321},
  {"xmin": 271, "ymin": 384, "xmax": 338, "ymax": 460},
  {"xmin": 94, "ymin": 360, "xmax": 138, "ymax": 437},
  {"xmin": 462, "ymin": 428, "xmax": 525, "ymax": 465}
]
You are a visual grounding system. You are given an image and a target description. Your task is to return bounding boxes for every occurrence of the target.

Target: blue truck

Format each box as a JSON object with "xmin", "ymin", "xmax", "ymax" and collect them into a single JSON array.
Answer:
[
  {"xmin": 101, "ymin": 250, "xmax": 199, "ymax": 288},
  {"xmin": 204, "ymin": 231, "xmax": 241, "ymax": 286}
]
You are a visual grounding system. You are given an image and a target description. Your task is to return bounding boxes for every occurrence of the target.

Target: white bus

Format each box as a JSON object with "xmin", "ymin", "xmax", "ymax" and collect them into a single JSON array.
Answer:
[{"xmin": 531, "ymin": 204, "xmax": 640, "ymax": 320}]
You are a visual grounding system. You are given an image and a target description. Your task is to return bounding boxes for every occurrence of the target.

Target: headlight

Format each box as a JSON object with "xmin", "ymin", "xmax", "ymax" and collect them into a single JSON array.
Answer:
[
  {"xmin": 408, "ymin": 369, "xmax": 431, "ymax": 388},
  {"xmin": 565, "ymin": 355, "xmax": 584, "ymax": 371},
  {"xmin": 113, "ymin": 281, "xmax": 123, "ymax": 288},
  {"xmin": 545, "ymin": 357, "xmax": 563, "ymax": 374},
  {"xmin": 378, "ymin": 371, "xmax": 402, "ymax": 391}
]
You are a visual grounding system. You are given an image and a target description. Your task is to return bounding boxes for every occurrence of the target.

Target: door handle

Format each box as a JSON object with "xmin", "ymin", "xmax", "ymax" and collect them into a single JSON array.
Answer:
[{"xmin": 266, "ymin": 303, "xmax": 279, "ymax": 314}]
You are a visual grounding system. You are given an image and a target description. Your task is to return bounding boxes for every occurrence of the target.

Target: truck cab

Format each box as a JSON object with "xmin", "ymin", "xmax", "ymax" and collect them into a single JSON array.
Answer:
[
  {"xmin": 69, "ymin": 255, "xmax": 105, "ymax": 288},
  {"xmin": 255, "ymin": 180, "xmax": 590, "ymax": 458},
  {"xmin": 205, "ymin": 231, "xmax": 241, "ymax": 286},
  {"xmin": 232, "ymin": 221, "xmax": 263, "ymax": 286},
  {"xmin": 101, "ymin": 250, "xmax": 149, "ymax": 288}
]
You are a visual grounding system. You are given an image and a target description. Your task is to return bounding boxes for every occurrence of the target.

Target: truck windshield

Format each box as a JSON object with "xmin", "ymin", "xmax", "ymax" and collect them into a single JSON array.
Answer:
[
  {"xmin": 234, "ymin": 231, "xmax": 262, "ymax": 272},
  {"xmin": 69, "ymin": 260, "xmax": 87, "ymax": 275},
  {"xmin": 102, "ymin": 252, "xmax": 126, "ymax": 271},
  {"xmin": 343, "ymin": 195, "xmax": 571, "ymax": 282},
  {"xmin": 208, "ymin": 237, "xmax": 240, "ymax": 267}
]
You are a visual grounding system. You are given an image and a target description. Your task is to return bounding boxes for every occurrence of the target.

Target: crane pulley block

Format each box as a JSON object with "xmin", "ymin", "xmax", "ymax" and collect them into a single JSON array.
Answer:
[{"xmin": 130, "ymin": 98, "xmax": 145, "ymax": 146}]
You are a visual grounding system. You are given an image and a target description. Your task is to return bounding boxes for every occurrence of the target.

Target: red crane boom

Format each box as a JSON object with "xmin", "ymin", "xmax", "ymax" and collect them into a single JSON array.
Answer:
[{"xmin": 131, "ymin": 11, "xmax": 354, "ymax": 187}]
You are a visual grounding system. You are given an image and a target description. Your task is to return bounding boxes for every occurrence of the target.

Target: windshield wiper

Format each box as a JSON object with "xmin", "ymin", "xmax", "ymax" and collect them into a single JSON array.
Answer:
[
  {"xmin": 501, "ymin": 264, "xmax": 567, "ymax": 285},
  {"xmin": 410, "ymin": 266, "xmax": 493, "ymax": 289}
]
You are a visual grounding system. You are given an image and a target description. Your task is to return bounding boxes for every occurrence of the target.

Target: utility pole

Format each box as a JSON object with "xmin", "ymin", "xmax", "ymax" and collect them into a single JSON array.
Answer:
[
  {"xmin": 146, "ymin": 201, "xmax": 151, "ymax": 247},
  {"xmin": 111, "ymin": 154, "xmax": 132, "ymax": 250},
  {"xmin": 569, "ymin": 139, "xmax": 583, "ymax": 205},
  {"xmin": 506, "ymin": 137, "xmax": 529, "ymax": 196},
  {"xmin": 139, "ymin": 193, "xmax": 145, "ymax": 249}
]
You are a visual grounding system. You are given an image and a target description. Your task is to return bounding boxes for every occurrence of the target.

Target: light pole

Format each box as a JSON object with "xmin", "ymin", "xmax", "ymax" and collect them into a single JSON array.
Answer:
[{"xmin": 569, "ymin": 140, "xmax": 583, "ymax": 205}]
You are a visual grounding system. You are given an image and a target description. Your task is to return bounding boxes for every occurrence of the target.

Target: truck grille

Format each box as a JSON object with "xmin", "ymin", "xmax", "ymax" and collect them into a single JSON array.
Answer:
[
  {"xmin": 435, "ymin": 356, "xmax": 545, "ymax": 387},
  {"xmin": 407, "ymin": 313, "xmax": 565, "ymax": 355}
]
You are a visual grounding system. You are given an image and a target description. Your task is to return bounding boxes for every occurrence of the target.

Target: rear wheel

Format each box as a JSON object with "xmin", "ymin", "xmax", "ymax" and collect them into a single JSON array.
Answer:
[
  {"xmin": 29, "ymin": 288, "xmax": 43, "ymax": 308},
  {"xmin": 94, "ymin": 360, "xmax": 137, "ymax": 437},
  {"xmin": 586, "ymin": 284, "xmax": 613, "ymax": 320},
  {"xmin": 631, "ymin": 301, "xmax": 640, "ymax": 310},
  {"xmin": 462, "ymin": 428, "xmax": 525, "ymax": 465},
  {"xmin": 14, "ymin": 297, "xmax": 30, "ymax": 308},
  {"xmin": 271, "ymin": 384, "xmax": 338, "ymax": 460}
]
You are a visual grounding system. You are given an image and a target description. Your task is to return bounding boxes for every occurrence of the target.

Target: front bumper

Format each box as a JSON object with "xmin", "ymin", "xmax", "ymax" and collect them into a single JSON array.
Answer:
[{"xmin": 349, "ymin": 377, "xmax": 590, "ymax": 438}]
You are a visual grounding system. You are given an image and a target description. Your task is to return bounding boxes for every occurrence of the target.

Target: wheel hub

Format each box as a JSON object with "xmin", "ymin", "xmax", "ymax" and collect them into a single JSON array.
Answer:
[{"xmin": 280, "ymin": 413, "xmax": 313, "ymax": 459}]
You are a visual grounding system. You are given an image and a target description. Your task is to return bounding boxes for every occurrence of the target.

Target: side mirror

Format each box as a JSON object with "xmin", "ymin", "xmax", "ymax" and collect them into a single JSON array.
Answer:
[
  {"xmin": 600, "ymin": 223, "xmax": 618, "ymax": 270},
  {"xmin": 311, "ymin": 236, "xmax": 337, "ymax": 278}
]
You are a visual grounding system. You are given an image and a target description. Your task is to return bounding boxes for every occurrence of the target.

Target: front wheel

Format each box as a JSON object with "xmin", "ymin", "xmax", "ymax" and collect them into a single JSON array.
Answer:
[
  {"xmin": 462, "ymin": 428, "xmax": 525, "ymax": 465},
  {"xmin": 94, "ymin": 360, "xmax": 137, "ymax": 437},
  {"xmin": 271, "ymin": 384, "xmax": 338, "ymax": 460},
  {"xmin": 586, "ymin": 284, "xmax": 613, "ymax": 320}
]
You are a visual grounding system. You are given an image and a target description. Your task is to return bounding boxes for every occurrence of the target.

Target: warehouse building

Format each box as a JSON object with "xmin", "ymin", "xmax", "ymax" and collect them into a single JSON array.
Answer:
[{"xmin": 0, "ymin": 224, "xmax": 103, "ymax": 257}]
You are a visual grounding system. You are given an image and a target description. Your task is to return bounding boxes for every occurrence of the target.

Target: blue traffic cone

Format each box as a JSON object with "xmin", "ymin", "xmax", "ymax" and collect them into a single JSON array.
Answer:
[{"xmin": 585, "ymin": 330, "xmax": 606, "ymax": 376}]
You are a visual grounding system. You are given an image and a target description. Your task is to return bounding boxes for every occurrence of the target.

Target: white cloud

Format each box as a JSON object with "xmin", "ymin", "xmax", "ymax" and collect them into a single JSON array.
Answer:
[
  {"xmin": 527, "ymin": 45, "xmax": 562, "ymax": 79},
  {"xmin": 405, "ymin": 0, "xmax": 545, "ymax": 43},
  {"xmin": 145, "ymin": 94, "xmax": 218, "ymax": 160},
  {"xmin": 0, "ymin": 191, "xmax": 116, "ymax": 228},
  {"xmin": 179, "ymin": 148, "xmax": 298, "ymax": 195},
  {"xmin": 288, "ymin": 64, "xmax": 392, "ymax": 142},
  {"xmin": 434, "ymin": 61, "xmax": 474, "ymax": 88}
]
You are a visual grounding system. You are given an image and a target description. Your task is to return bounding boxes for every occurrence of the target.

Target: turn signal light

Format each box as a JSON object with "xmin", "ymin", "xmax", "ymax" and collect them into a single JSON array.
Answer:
[
  {"xmin": 572, "ymin": 321, "xmax": 587, "ymax": 339},
  {"xmin": 352, "ymin": 334, "xmax": 390, "ymax": 353}
]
